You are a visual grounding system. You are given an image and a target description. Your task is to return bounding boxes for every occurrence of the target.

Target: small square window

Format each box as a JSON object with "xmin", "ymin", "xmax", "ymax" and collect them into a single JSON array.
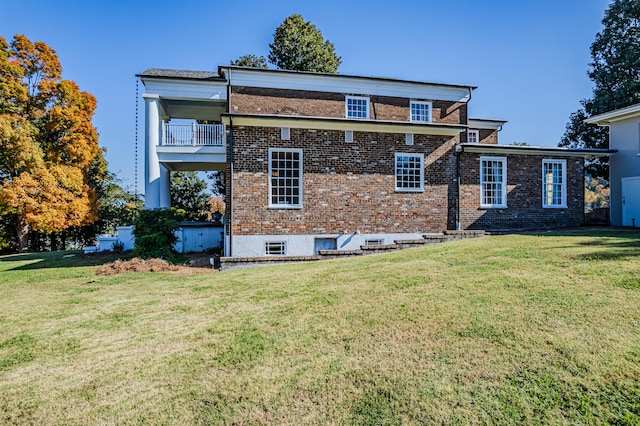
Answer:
[
  {"xmin": 346, "ymin": 96, "xmax": 370, "ymax": 119},
  {"xmin": 410, "ymin": 101, "xmax": 432, "ymax": 123},
  {"xmin": 265, "ymin": 241, "xmax": 286, "ymax": 255},
  {"xmin": 468, "ymin": 130, "xmax": 479, "ymax": 144}
]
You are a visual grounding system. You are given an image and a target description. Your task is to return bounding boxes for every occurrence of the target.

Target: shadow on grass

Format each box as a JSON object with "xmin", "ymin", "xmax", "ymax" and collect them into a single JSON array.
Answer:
[
  {"xmin": 523, "ymin": 227, "xmax": 640, "ymax": 261},
  {"xmin": 0, "ymin": 250, "xmax": 132, "ymax": 271}
]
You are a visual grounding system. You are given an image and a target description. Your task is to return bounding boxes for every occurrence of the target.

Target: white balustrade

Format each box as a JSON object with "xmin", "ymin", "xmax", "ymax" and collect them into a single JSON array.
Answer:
[{"xmin": 162, "ymin": 122, "xmax": 224, "ymax": 146}]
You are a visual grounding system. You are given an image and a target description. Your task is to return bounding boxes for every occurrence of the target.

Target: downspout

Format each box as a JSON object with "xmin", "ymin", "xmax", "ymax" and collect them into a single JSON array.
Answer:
[
  {"xmin": 456, "ymin": 146, "xmax": 461, "ymax": 231},
  {"xmin": 227, "ymin": 68, "xmax": 234, "ymax": 257}
]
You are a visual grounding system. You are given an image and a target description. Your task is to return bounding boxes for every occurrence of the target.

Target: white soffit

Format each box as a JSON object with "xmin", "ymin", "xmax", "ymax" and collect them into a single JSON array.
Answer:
[
  {"xmin": 468, "ymin": 118, "xmax": 508, "ymax": 130},
  {"xmin": 142, "ymin": 77, "xmax": 227, "ymax": 101},
  {"xmin": 223, "ymin": 68, "xmax": 472, "ymax": 103},
  {"xmin": 584, "ymin": 103, "xmax": 640, "ymax": 125}
]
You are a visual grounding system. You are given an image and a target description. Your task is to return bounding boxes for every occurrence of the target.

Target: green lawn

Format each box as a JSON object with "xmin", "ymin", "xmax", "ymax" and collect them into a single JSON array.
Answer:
[{"xmin": 1, "ymin": 229, "xmax": 639, "ymax": 425}]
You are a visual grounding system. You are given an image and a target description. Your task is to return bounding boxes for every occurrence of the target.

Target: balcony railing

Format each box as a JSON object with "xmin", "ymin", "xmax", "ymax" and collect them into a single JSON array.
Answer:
[{"xmin": 162, "ymin": 122, "xmax": 225, "ymax": 146}]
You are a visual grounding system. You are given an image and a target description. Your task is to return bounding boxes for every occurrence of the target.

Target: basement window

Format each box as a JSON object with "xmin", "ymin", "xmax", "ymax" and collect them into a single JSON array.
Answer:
[
  {"xmin": 265, "ymin": 241, "xmax": 286, "ymax": 255},
  {"xmin": 365, "ymin": 239, "xmax": 384, "ymax": 245}
]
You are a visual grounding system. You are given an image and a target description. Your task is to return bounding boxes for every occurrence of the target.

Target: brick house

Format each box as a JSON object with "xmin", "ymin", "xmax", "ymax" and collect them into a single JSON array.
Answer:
[{"xmin": 138, "ymin": 67, "xmax": 614, "ymax": 257}]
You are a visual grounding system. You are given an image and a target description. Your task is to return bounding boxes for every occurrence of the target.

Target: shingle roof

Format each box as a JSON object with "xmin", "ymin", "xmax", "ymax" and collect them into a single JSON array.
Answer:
[{"xmin": 137, "ymin": 68, "xmax": 222, "ymax": 80}]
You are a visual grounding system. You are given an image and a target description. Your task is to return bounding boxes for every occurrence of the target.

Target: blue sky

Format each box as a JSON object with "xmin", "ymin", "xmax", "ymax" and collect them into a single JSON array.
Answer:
[{"xmin": 1, "ymin": 0, "xmax": 611, "ymax": 192}]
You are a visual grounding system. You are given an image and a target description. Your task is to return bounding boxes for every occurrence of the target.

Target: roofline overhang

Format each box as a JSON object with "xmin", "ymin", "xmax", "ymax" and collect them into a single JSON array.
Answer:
[
  {"xmin": 584, "ymin": 103, "xmax": 640, "ymax": 126},
  {"xmin": 456, "ymin": 143, "xmax": 617, "ymax": 158},
  {"xmin": 136, "ymin": 69, "xmax": 225, "ymax": 82},
  {"xmin": 221, "ymin": 114, "xmax": 466, "ymax": 136},
  {"xmin": 219, "ymin": 65, "xmax": 478, "ymax": 91},
  {"xmin": 468, "ymin": 118, "xmax": 508, "ymax": 130}
]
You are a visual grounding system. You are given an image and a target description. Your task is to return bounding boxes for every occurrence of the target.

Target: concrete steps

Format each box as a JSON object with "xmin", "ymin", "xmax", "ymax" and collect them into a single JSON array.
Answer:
[{"xmin": 219, "ymin": 230, "xmax": 485, "ymax": 270}]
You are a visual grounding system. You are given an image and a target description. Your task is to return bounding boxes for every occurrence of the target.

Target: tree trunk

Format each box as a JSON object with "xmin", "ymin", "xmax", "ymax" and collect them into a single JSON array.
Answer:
[{"xmin": 16, "ymin": 215, "xmax": 29, "ymax": 252}]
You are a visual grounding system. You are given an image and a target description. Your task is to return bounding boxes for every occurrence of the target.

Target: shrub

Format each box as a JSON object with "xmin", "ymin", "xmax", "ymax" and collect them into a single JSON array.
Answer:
[{"xmin": 132, "ymin": 209, "xmax": 183, "ymax": 259}]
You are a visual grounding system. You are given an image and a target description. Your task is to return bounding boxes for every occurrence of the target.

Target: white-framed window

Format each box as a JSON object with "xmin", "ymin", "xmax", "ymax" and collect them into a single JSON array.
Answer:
[
  {"xmin": 542, "ymin": 159, "xmax": 567, "ymax": 208},
  {"xmin": 365, "ymin": 239, "xmax": 384, "ymax": 245},
  {"xmin": 468, "ymin": 129, "xmax": 479, "ymax": 144},
  {"xmin": 346, "ymin": 96, "xmax": 370, "ymax": 119},
  {"xmin": 410, "ymin": 100, "xmax": 432, "ymax": 123},
  {"xmin": 269, "ymin": 148, "xmax": 302, "ymax": 208},
  {"xmin": 265, "ymin": 241, "xmax": 286, "ymax": 255},
  {"xmin": 395, "ymin": 153, "xmax": 424, "ymax": 192},
  {"xmin": 480, "ymin": 156, "xmax": 507, "ymax": 208}
]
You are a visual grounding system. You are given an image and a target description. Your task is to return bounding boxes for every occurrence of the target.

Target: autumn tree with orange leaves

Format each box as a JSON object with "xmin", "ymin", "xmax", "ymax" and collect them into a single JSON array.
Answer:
[{"xmin": 0, "ymin": 34, "xmax": 105, "ymax": 250}]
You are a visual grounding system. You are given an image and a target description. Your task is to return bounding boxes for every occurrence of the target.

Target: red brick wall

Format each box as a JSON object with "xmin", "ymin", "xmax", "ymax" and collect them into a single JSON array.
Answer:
[
  {"xmin": 458, "ymin": 154, "xmax": 584, "ymax": 230},
  {"xmin": 230, "ymin": 87, "xmax": 467, "ymax": 125},
  {"xmin": 229, "ymin": 126, "xmax": 458, "ymax": 236}
]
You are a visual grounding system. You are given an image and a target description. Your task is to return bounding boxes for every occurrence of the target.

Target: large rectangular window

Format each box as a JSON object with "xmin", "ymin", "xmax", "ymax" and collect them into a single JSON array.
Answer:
[
  {"xmin": 410, "ymin": 101, "xmax": 432, "ymax": 123},
  {"xmin": 395, "ymin": 153, "xmax": 424, "ymax": 191},
  {"xmin": 346, "ymin": 96, "xmax": 370, "ymax": 119},
  {"xmin": 480, "ymin": 156, "xmax": 507, "ymax": 208},
  {"xmin": 542, "ymin": 159, "xmax": 566, "ymax": 208},
  {"xmin": 269, "ymin": 148, "xmax": 302, "ymax": 208}
]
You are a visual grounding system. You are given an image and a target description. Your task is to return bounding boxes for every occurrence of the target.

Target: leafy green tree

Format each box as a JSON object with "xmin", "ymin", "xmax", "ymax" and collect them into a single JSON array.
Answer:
[
  {"xmin": 268, "ymin": 14, "xmax": 341, "ymax": 73},
  {"xmin": 560, "ymin": 0, "xmax": 640, "ymax": 177},
  {"xmin": 170, "ymin": 171, "xmax": 211, "ymax": 221},
  {"xmin": 231, "ymin": 54, "xmax": 268, "ymax": 69},
  {"xmin": 133, "ymin": 208, "xmax": 182, "ymax": 259}
]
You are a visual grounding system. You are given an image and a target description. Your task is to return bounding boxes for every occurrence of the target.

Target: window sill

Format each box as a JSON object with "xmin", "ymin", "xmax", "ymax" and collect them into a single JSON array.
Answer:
[
  {"xmin": 394, "ymin": 189, "xmax": 425, "ymax": 193},
  {"xmin": 268, "ymin": 206, "xmax": 302, "ymax": 210},
  {"xmin": 542, "ymin": 205, "xmax": 567, "ymax": 209},
  {"xmin": 479, "ymin": 205, "xmax": 507, "ymax": 209}
]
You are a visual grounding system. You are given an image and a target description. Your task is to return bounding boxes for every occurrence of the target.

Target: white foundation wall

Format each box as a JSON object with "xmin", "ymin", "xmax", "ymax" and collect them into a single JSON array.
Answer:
[{"xmin": 229, "ymin": 232, "xmax": 425, "ymax": 257}]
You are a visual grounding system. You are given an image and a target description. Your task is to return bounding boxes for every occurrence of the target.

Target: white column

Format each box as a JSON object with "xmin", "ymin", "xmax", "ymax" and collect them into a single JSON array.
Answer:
[{"xmin": 144, "ymin": 94, "xmax": 170, "ymax": 209}]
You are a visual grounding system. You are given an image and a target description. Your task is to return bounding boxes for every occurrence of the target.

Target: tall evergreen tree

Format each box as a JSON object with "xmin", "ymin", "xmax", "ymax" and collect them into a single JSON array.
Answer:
[
  {"xmin": 560, "ymin": 0, "xmax": 640, "ymax": 177},
  {"xmin": 231, "ymin": 54, "xmax": 268, "ymax": 69},
  {"xmin": 268, "ymin": 14, "xmax": 341, "ymax": 73}
]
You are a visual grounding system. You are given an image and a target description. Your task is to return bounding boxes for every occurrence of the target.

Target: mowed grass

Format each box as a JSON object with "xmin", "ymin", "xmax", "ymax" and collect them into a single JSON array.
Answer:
[{"xmin": 1, "ymin": 229, "xmax": 639, "ymax": 425}]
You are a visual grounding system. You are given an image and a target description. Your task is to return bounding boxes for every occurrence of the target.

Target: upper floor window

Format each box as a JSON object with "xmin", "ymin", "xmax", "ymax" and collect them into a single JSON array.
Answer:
[
  {"xmin": 395, "ymin": 153, "xmax": 424, "ymax": 192},
  {"xmin": 542, "ymin": 159, "xmax": 567, "ymax": 208},
  {"xmin": 346, "ymin": 96, "xmax": 370, "ymax": 119},
  {"xmin": 480, "ymin": 156, "xmax": 507, "ymax": 208},
  {"xmin": 410, "ymin": 101, "xmax": 432, "ymax": 123},
  {"xmin": 269, "ymin": 148, "xmax": 302, "ymax": 208},
  {"xmin": 468, "ymin": 130, "xmax": 479, "ymax": 144}
]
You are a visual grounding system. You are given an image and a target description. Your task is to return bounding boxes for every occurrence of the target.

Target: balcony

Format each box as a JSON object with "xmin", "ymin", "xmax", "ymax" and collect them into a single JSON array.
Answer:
[
  {"xmin": 162, "ymin": 122, "xmax": 225, "ymax": 146},
  {"xmin": 157, "ymin": 122, "xmax": 226, "ymax": 171}
]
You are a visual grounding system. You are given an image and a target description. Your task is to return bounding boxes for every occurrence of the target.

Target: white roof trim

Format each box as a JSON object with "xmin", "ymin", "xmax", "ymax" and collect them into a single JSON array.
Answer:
[
  {"xmin": 468, "ymin": 118, "xmax": 508, "ymax": 130},
  {"xmin": 222, "ymin": 67, "xmax": 472, "ymax": 103},
  {"xmin": 456, "ymin": 143, "xmax": 617, "ymax": 158},
  {"xmin": 584, "ymin": 103, "xmax": 640, "ymax": 126}
]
